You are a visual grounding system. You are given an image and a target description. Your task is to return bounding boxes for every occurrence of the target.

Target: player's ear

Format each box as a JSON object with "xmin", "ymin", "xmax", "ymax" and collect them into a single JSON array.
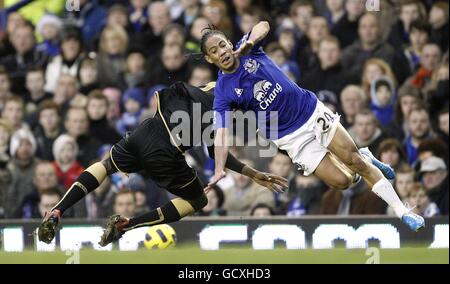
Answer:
[{"xmin": 205, "ymin": 55, "xmax": 213, "ymax": 64}]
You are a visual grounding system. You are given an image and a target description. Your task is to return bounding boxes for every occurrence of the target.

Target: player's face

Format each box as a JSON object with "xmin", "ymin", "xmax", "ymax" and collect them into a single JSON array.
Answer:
[{"xmin": 205, "ymin": 34, "xmax": 236, "ymax": 72}]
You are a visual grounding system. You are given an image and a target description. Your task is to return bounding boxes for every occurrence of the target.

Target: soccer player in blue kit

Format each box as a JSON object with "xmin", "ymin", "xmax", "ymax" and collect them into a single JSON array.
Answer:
[{"xmin": 202, "ymin": 21, "xmax": 424, "ymax": 231}]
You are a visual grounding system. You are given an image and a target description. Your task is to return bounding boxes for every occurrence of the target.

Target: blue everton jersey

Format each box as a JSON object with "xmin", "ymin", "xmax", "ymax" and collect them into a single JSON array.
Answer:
[{"xmin": 213, "ymin": 34, "xmax": 318, "ymax": 140}]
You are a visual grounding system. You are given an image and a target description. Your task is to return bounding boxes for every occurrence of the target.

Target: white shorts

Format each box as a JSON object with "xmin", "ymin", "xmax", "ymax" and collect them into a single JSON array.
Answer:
[{"xmin": 272, "ymin": 101, "xmax": 340, "ymax": 176}]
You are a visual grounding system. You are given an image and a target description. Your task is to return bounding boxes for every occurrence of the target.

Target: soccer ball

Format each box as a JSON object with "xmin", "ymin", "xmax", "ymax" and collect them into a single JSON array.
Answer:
[{"xmin": 143, "ymin": 224, "xmax": 177, "ymax": 249}]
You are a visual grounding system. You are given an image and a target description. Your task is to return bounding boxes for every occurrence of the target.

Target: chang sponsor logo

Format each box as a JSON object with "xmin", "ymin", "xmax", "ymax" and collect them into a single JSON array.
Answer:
[{"xmin": 253, "ymin": 80, "xmax": 282, "ymax": 110}]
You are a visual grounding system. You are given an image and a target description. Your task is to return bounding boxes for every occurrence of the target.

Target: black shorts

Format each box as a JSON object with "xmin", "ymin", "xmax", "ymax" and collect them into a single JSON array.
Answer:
[{"xmin": 110, "ymin": 115, "xmax": 204, "ymax": 200}]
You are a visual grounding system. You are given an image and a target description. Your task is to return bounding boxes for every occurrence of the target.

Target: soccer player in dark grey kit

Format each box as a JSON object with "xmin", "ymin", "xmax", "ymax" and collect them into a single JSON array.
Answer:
[{"xmin": 38, "ymin": 82, "xmax": 288, "ymax": 246}]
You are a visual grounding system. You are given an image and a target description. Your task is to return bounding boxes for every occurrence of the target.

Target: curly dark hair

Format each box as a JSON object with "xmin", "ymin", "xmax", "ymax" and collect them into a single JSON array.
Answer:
[{"xmin": 200, "ymin": 24, "xmax": 227, "ymax": 55}]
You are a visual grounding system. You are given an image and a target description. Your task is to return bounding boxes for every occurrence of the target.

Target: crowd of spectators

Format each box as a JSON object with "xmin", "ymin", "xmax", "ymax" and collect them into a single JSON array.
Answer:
[{"xmin": 0, "ymin": 0, "xmax": 448, "ymax": 220}]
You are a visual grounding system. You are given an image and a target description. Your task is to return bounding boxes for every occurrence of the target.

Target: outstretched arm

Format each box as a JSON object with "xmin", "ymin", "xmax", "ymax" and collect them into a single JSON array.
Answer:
[
  {"xmin": 206, "ymin": 141, "xmax": 288, "ymax": 193},
  {"xmin": 234, "ymin": 21, "xmax": 270, "ymax": 57},
  {"xmin": 207, "ymin": 144, "xmax": 244, "ymax": 174},
  {"xmin": 205, "ymin": 127, "xmax": 229, "ymax": 190}
]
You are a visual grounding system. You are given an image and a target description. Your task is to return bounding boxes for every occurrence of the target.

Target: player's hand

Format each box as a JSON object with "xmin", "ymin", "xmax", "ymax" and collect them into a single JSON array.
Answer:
[
  {"xmin": 204, "ymin": 170, "xmax": 227, "ymax": 193},
  {"xmin": 252, "ymin": 172, "xmax": 288, "ymax": 193},
  {"xmin": 233, "ymin": 40, "xmax": 254, "ymax": 58}
]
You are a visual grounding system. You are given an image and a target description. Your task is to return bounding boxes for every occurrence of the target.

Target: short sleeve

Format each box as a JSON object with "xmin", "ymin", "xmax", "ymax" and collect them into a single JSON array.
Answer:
[{"xmin": 213, "ymin": 86, "xmax": 233, "ymax": 129}]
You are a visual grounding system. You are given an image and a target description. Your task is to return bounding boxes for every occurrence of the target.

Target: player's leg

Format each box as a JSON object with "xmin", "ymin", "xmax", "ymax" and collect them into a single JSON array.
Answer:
[
  {"xmin": 37, "ymin": 158, "xmax": 115, "ymax": 244},
  {"xmin": 327, "ymin": 124, "xmax": 424, "ymax": 230},
  {"xmin": 52, "ymin": 159, "xmax": 113, "ymax": 214},
  {"xmin": 328, "ymin": 124, "xmax": 383, "ymax": 187},
  {"xmin": 124, "ymin": 177, "xmax": 207, "ymax": 230},
  {"xmin": 312, "ymin": 101, "xmax": 404, "ymax": 209},
  {"xmin": 313, "ymin": 153, "xmax": 359, "ymax": 190},
  {"xmin": 38, "ymin": 160, "xmax": 110, "ymax": 243},
  {"xmin": 99, "ymin": 176, "xmax": 207, "ymax": 246},
  {"xmin": 280, "ymin": 128, "xmax": 358, "ymax": 190},
  {"xmin": 38, "ymin": 133, "xmax": 141, "ymax": 243}
]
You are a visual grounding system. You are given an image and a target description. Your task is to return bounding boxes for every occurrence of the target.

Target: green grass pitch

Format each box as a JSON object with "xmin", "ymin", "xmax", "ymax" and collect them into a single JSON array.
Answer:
[{"xmin": 0, "ymin": 247, "xmax": 448, "ymax": 264}]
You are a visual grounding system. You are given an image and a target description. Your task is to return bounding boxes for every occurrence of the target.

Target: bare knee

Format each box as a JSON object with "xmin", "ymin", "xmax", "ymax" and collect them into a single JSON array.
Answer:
[{"xmin": 329, "ymin": 173, "xmax": 353, "ymax": 190}]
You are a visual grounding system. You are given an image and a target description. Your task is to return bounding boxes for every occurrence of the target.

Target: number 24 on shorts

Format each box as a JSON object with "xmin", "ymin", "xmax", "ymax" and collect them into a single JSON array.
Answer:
[{"xmin": 316, "ymin": 112, "xmax": 335, "ymax": 133}]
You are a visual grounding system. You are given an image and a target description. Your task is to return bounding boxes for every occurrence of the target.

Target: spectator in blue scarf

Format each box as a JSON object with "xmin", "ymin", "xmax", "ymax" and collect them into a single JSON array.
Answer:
[{"xmin": 370, "ymin": 76, "xmax": 396, "ymax": 127}]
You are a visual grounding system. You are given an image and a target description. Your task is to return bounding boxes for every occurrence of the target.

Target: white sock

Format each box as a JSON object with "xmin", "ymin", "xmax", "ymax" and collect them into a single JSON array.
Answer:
[{"xmin": 372, "ymin": 178, "xmax": 408, "ymax": 218}]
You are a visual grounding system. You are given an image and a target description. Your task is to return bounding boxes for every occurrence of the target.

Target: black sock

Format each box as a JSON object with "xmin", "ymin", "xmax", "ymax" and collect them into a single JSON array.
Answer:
[
  {"xmin": 125, "ymin": 201, "xmax": 181, "ymax": 230},
  {"xmin": 54, "ymin": 171, "xmax": 100, "ymax": 214}
]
